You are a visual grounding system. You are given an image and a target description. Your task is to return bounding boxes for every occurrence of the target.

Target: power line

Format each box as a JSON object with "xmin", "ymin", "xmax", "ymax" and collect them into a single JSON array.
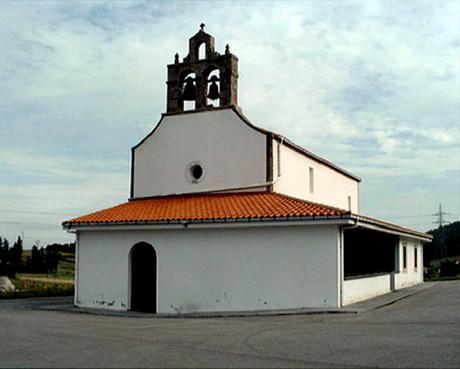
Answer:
[
  {"xmin": 0, "ymin": 220, "xmax": 60, "ymax": 227},
  {"xmin": 403, "ymin": 222, "xmax": 436, "ymax": 227},
  {"xmin": 0, "ymin": 209, "xmax": 79, "ymax": 216},
  {"xmin": 390, "ymin": 214, "xmax": 433, "ymax": 219}
]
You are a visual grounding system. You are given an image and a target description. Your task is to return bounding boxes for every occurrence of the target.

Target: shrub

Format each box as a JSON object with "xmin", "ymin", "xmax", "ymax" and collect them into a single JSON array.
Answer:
[{"xmin": 440, "ymin": 259, "xmax": 460, "ymax": 277}]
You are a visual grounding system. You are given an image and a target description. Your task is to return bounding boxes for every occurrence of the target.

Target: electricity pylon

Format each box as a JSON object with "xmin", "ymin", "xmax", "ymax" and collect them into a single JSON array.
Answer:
[{"xmin": 432, "ymin": 204, "xmax": 450, "ymax": 258}]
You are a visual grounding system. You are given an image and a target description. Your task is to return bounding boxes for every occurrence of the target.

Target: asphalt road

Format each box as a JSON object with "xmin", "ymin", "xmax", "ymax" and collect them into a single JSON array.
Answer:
[{"xmin": 1, "ymin": 281, "xmax": 459, "ymax": 368}]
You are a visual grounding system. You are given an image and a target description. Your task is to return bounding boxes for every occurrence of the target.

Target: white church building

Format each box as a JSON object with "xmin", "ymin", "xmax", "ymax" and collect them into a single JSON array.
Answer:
[{"xmin": 63, "ymin": 27, "xmax": 431, "ymax": 314}]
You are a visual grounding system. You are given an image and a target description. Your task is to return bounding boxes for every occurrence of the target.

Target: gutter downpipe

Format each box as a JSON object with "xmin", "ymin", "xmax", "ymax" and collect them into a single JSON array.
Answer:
[
  {"xmin": 74, "ymin": 231, "xmax": 79, "ymax": 307},
  {"xmin": 339, "ymin": 217, "xmax": 359, "ymax": 307}
]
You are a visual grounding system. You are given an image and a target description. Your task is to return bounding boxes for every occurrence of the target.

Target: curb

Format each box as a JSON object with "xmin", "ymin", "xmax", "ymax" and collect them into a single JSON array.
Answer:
[
  {"xmin": 36, "ymin": 282, "xmax": 437, "ymax": 319},
  {"xmin": 347, "ymin": 282, "xmax": 437, "ymax": 312},
  {"xmin": 40, "ymin": 305, "xmax": 357, "ymax": 319}
]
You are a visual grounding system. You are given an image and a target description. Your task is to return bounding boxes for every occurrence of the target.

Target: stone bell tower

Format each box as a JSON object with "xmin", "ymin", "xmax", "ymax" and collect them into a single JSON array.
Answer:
[{"xmin": 166, "ymin": 24, "xmax": 239, "ymax": 113}]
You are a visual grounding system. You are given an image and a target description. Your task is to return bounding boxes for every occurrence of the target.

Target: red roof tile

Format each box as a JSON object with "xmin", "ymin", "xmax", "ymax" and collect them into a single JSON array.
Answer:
[{"xmin": 63, "ymin": 192, "xmax": 346, "ymax": 226}]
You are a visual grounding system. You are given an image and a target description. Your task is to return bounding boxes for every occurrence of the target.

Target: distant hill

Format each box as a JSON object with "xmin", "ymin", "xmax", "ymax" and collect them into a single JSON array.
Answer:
[{"xmin": 425, "ymin": 221, "xmax": 460, "ymax": 264}]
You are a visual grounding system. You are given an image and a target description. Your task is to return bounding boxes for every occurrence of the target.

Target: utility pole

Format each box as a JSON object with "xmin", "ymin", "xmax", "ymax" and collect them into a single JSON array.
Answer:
[{"xmin": 432, "ymin": 203, "xmax": 450, "ymax": 258}]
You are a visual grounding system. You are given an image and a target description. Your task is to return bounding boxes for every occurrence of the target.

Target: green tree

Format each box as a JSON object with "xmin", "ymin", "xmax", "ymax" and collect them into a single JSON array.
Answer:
[
  {"xmin": 31, "ymin": 245, "xmax": 43, "ymax": 273},
  {"xmin": 45, "ymin": 246, "xmax": 61, "ymax": 273},
  {"xmin": 0, "ymin": 238, "xmax": 12, "ymax": 276},
  {"xmin": 0, "ymin": 236, "xmax": 5, "ymax": 264},
  {"xmin": 11, "ymin": 236, "xmax": 23, "ymax": 270},
  {"xmin": 426, "ymin": 221, "xmax": 460, "ymax": 265}
]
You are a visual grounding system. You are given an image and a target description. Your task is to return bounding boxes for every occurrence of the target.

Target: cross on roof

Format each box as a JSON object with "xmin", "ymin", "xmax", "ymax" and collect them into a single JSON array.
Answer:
[{"xmin": 200, "ymin": 23, "xmax": 205, "ymax": 31}]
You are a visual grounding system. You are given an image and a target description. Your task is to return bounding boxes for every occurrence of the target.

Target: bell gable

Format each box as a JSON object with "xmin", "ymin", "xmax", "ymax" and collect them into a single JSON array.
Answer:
[{"xmin": 166, "ymin": 24, "xmax": 238, "ymax": 113}]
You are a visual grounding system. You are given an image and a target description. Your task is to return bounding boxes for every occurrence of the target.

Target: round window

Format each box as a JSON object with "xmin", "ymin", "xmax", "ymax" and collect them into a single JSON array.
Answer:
[
  {"xmin": 186, "ymin": 161, "xmax": 205, "ymax": 183},
  {"xmin": 191, "ymin": 164, "xmax": 203, "ymax": 180}
]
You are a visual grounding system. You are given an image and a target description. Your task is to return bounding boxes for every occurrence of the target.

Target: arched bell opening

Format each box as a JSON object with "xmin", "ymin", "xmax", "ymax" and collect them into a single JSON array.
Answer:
[
  {"xmin": 205, "ymin": 67, "xmax": 220, "ymax": 107},
  {"xmin": 129, "ymin": 242, "xmax": 157, "ymax": 313},
  {"xmin": 166, "ymin": 28, "xmax": 238, "ymax": 113},
  {"xmin": 197, "ymin": 42, "xmax": 206, "ymax": 60},
  {"xmin": 179, "ymin": 71, "xmax": 196, "ymax": 111}
]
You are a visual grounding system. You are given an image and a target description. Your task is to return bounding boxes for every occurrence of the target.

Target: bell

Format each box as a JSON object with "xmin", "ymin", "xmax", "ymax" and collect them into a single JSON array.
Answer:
[
  {"xmin": 181, "ymin": 77, "xmax": 196, "ymax": 101},
  {"xmin": 207, "ymin": 75, "xmax": 220, "ymax": 100}
]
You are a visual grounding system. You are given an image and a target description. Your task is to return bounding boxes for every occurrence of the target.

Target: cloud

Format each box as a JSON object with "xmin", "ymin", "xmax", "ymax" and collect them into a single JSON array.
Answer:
[{"xmin": 0, "ymin": 0, "xmax": 459, "ymax": 244}]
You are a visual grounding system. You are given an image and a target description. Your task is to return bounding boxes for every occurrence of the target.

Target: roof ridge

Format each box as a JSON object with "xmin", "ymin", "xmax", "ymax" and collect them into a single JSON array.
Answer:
[{"xmin": 270, "ymin": 192, "xmax": 349, "ymax": 214}]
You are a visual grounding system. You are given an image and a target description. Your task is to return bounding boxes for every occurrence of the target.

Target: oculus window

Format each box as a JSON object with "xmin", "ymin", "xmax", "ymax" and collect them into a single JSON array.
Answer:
[{"xmin": 186, "ymin": 162, "xmax": 205, "ymax": 183}]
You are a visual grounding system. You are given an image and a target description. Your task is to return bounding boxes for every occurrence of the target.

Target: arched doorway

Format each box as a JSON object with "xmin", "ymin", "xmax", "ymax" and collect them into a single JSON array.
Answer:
[{"xmin": 130, "ymin": 242, "xmax": 156, "ymax": 313}]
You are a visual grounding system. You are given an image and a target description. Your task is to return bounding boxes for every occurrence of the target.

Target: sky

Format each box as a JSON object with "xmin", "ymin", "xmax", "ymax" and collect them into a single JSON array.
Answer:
[{"xmin": 0, "ymin": 0, "xmax": 459, "ymax": 247}]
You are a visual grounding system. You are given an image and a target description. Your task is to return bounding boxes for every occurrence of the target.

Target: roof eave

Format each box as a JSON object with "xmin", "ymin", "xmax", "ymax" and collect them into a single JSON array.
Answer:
[
  {"xmin": 350, "ymin": 215, "xmax": 432, "ymax": 242},
  {"xmin": 62, "ymin": 215, "xmax": 354, "ymax": 231}
]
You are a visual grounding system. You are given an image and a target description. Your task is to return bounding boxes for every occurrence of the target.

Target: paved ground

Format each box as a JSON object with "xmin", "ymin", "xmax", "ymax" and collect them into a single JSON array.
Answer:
[{"xmin": 1, "ymin": 281, "xmax": 459, "ymax": 368}]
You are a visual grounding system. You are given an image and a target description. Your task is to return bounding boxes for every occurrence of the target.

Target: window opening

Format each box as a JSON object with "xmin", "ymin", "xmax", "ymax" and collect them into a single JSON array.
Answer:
[
  {"xmin": 186, "ymin": 162, "xmax": 204, "ymax": 183},
  {"xmin": 309, "ymin": 167, "xmax": 314, "ymax": 194},
  {"xmin": 191, "ymin": 164, "xmax": 203, "ymax": 180},
  {"xmin": 403, "ymin": 245, "xmax": 407, "ymax": 270},
  {"xmin": 414, "ymin": 247, "xmax": 418, "ymax": 269},
  {"xmin": 198, "ymin": 42, "xmax": 206, "ymax": 60},
  {"xmin": 344, "ymin": 228, "xmax": 397, "ymax": 279}
]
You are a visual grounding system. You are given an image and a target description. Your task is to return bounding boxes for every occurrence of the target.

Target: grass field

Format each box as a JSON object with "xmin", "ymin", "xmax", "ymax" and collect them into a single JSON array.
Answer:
[
  {"xmin": 0, "ymin": 278, "xmax": 74, "ymax": 299},
  {"xmin": 56, "ymin": 252, "xmax": 75, "ymax": 279},
  {"xmin": 0, "ymin": 250, "xmax": 75, "ymax": 299},
  {"xmin": 425, "ymin": 274, "xmax": 460, "ymax": 281},
  {"xmin": 20, "ymin": 250, "xmax": 75, "ymax": 279}
]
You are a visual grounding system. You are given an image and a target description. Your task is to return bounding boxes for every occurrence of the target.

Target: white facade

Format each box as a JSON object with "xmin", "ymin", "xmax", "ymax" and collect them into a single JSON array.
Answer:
[
  {"xmin": 74, "ymin": 221, "xmax": 427, "ymax": 312},
  {"xmin": 341, "ymin": 237, "xmax": 424, "ymax": 305},
  {"xmin": 395, "ymin": 238, "xmax": 424, "ymax": 289},
  {"xmin": 343, "ymin": 273, "xmax": 392, "ymax": 305},
  {"xmin": 132, "ymin": 107, "xmax": 360, "ymax": 213},
  {"xmin": 272, "ymin": 141, "xmax": 359, "ymax": 213},
  {"xmin": 75, "ymin": 224, "xmax": 341, "ymax": 313},
  {"xmin": 66, "ymin": 28, "xmax": 430, "ymax": 314},
  {"xmin": 68, "ymin": 106, "xmax": 428, "ymax": 313},
  {"xmin": 132, "ymin": 109, "xmax": 267, "ymax": 198}
]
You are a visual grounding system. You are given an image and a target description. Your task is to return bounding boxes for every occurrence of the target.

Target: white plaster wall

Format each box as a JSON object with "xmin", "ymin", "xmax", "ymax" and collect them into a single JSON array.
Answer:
[
  {"xmin": 341, "ymin": 237, "xmax": 424, "ymax": 306},
  {"xmin": 343, "ymin": 274, "xmax": 391, "ymax": 305},
  {"xmin": 133, "ymin": 109, "xmax": 267, "ymax": 198},
  {"xmin": 76, "ymin": 231, "xmax": 129, "ymax": 310},
  {"xmin": 76, "ymin": 224, "xmax": 341, "ymax": 313},
  {"xmin": 395, "ymin": 238, "xmax": 424, "ymax": 289},
  {"xmin": 273, "ymin": 143, "xmax": 359, "ymax": 212}
]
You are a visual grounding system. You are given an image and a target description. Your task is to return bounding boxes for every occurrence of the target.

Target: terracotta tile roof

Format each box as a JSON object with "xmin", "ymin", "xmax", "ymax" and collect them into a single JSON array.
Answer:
[{"xmin": 63, "ymin": 192, "xmax": 347, "ymax": 227}]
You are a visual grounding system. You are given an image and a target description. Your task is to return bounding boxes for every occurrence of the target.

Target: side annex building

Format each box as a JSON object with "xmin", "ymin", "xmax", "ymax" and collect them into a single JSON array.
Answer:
[{"xmin": 63, "ymin": 28, "xmax": 431, "ymax": 314}]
